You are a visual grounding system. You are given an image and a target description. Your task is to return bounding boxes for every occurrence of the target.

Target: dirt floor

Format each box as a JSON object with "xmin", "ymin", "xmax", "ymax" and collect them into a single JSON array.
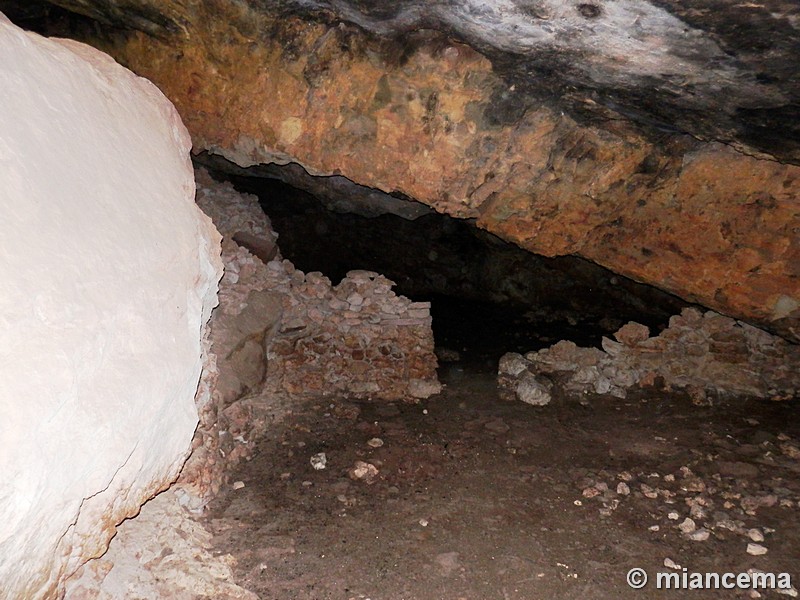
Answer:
[{"xmin": 204, "ymin": 370, "xmax": 800, "ymax": 599}]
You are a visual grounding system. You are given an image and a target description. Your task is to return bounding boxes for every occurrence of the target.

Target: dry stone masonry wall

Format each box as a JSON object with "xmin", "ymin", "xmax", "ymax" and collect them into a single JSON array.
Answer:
[
  {"xmin": 180, "ymin": 171, "xmax": 441, "ymax": 508},
  {"xmin": 196, "ymin": 169, "xmax": 441, "ymax": 403},
  {"xmin": 499, "ymin": 308, "xmax": 800, "ymax": 405},
  {"xmin": 263, "ymin": 263, "xmax": 441, "ymax": 401}
]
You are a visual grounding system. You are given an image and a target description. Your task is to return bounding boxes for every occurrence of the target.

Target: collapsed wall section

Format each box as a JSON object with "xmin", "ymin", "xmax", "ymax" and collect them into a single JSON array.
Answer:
[{"xmin": 499, "ymin": 308, "xmax": 800, "ymax": 405}]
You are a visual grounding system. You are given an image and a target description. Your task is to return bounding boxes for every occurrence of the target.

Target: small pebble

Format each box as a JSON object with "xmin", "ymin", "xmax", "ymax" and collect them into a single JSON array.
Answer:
[
  {"xmin": 367, "ymin": 438, "xmax": 384, "ymax": 448},
  {"xmin": 664, "ymin": 558, "xmax": 681, "ymax": 570},
  {"xmin": 746, "ymin": 543, "xmax": 768, "ymax": 556},
  {"xmin": 648, "ymin": 525, "xmax": 660, "ymax": 532},
  {"xmin": 687, "ymin": 528, "xmax": 710, "ymax": 541},
  {"xmin": 232, "ymin": 481, "xmax": 245, "ymax": 490},
  {"xmin": 582, "ymin": 487, "xmax": 600, "ymax": 498},
  {"xmin": 419, "ymin": 518, "xmax": 429, "ymax": 527},
  {"xmin": 310, "ymin": 452, "xmax": 327, "ymax": 470},
  {"xmin": 616, "ymin": 482, "xmax": 630, "ymax": 496},
  {"xmin": 349, "ymin": 461, "xmax": 379, "ymax": 484},
  {"xmin": 640, "ymin": 484, "xmax": 658, "ymax": 499},
  {"xmin": 668, "ymin": 511, "xmax": 680, "ymax": 520},
  {"xmin": 747, "ymin": 528, "xmax": 765, "ymax": 542},
  {"xmin": 678, "ymin": 518, "xmax": 697, "ymax": 534}
]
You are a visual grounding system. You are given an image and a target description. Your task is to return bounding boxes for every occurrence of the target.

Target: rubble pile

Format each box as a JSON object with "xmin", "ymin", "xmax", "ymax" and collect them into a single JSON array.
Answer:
[
  {"xmin": 64, "ymin": 490, "xmax": 257, "ymax": 600},
  {"xmin": 174, "ymin": 239, "xmax": 284, "ymax": 508},
  {"xmin": 499, "ymin": 308, "xmax": 800, "ymax": 405},
  {"xmin": 161, "ymin": 172, "xmax": 284, "ymax": 508}
]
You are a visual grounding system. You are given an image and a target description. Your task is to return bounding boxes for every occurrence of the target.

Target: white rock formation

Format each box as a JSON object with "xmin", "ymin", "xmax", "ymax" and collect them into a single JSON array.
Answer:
[{"xmin": 0, "ymin": 14, "xmax": 222, "ymax": 599}]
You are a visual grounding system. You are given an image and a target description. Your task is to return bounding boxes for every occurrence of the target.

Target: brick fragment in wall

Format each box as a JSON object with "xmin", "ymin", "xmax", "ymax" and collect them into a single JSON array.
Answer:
[{"xmin": 499, "ymin": 308, "xmax": 800, "ymax": 403}]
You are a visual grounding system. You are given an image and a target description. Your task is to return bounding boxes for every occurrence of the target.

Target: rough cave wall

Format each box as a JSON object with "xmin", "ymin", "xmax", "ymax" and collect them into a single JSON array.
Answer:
[
  {"xmin": 15, "ymin": 0, "xmax": 800, "ymax": 341},
  {"xmin": 0, "ymin": 15, "xmax": 221, "ymax": 600}
]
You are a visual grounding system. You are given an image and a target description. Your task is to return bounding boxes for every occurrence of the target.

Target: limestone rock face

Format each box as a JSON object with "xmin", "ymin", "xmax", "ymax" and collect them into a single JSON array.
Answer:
[
  {"xmin": 57, "ymin": 1, "xmax": 800, "ymax": 342},
  {"xmin": 30, "ymin": 0, "xmax": 800, "ymax": 163},
  {"xmin": 0, "ymin": 15, "xmax": 222, "ymax": 600}
]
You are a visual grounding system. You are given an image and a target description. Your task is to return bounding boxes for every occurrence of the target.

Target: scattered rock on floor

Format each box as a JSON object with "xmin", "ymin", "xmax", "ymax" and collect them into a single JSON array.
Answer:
[{"xmin": 349, "ymin": 461, "xmax": 380, "ymax": 484}]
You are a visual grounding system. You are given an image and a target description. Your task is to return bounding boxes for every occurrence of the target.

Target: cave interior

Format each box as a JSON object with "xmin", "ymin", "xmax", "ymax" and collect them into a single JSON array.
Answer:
[{"xmin": 1, "ymin": 0, "xmax": 799, "ymax": 598}]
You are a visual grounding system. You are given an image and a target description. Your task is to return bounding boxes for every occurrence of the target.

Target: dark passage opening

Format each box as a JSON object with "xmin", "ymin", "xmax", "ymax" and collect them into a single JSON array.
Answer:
[{"xmin": 198, "ymin": 157, "xmax": 690, "ymax": 372}]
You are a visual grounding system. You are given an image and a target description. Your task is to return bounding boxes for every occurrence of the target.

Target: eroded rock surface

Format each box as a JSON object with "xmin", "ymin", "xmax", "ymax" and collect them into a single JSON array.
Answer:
[
  {"xmin": 499, "ymin": 308, "xmax": 800, "ymax": 403},
  {"xmin": 23, "ymin": 0, "xmax": 799, "ymax": 342},
  {"xmin": 16, "ymin": 0, "xmax": 800, "ymax": 162},
  {"xmin": 63, "ymin": 490, "xmax": 256, "ymax": 600},
  {"xmin": 0, "ymin": 16, "xmax": 221, "ymax": 599}
]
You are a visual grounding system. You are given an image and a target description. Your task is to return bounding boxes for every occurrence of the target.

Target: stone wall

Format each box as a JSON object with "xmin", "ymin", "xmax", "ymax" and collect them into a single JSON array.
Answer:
[
  {"xmin": 263, "ymin": 263, "xmax": 441, "ymax": 401},
  {"xmin": 196, "ymin": 169, "xmax": 440, "ymax": 403},
  {"xmin": 177, "ymin": 171, "xmax": 441, "ymax": 507},
  {"xmin": 499, "ymin": 308, "xmax": 800, "ymax": 405}
]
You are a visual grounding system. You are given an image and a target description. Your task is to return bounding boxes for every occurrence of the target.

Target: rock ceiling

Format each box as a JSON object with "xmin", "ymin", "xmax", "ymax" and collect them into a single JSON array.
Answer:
[{"xmin": 2, "ymin": 0, "xmax": 799, "ymax": 341}]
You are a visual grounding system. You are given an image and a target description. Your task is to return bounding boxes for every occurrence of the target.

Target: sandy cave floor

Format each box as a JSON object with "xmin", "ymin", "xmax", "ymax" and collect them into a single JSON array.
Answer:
[{"xmin": 203, "ymin": 371, "xmax": 800, "ymax": 600}]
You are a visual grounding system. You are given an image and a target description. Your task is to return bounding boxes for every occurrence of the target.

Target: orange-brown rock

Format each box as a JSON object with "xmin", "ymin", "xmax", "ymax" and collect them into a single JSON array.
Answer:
[{"xmin": 93, "ymin": 4, "xmax": 799, "ymax": 341}]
